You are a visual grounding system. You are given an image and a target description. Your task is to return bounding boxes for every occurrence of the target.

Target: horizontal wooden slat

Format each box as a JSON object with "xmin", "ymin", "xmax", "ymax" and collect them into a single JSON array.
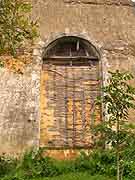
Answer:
[{"xmin": 43, "ymin": 56, "xmax": 98, "ymax": 66}]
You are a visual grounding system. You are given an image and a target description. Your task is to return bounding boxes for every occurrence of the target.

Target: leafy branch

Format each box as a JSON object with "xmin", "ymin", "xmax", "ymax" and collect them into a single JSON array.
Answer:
[
  {"xmin": 94, "ymin": 70, "xmax": 135, "ymax": 180},
  {"xmin": 0, "ymin": 0, "xmax": 38, "ymax": 56}
]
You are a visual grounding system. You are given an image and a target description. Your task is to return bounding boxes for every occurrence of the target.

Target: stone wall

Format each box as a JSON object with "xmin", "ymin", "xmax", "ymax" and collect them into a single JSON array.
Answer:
[
  {"xmin": 0, "ymin": 0, "xmax": 135, "ymax": 157},
  {"xmin": 0, "ymin": 58, "xmax": 41, "ymax": 155}
]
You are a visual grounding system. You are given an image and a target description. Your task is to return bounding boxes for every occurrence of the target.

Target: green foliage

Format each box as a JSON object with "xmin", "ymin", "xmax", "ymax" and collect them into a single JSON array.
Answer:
[
  {"xmin": 0, "ymin": 0, "xmax": 38, "ymax": 56},
  {"xmin": 94, "ymin": 70, "xmax": 135, "ymax": 180},
  {"xmin": 103, "ymin": 71, "xmax": 135, "ymax": 121},
  {"xmin": 13, "ymin": 148, "xmax": 59, "ymax": 179},
  {"xmin": 122, "ymin": 131, "xmax": 135, "ymax": 179},
  {"xmin": 1, "ymin": 148, "xmax": 135, "ymax": 180},
  {"xmin": 1, "ymin": 150, "xmax": 116, "ymax": 180},
  {"xmin": 2, "ymin": 148, "xmax": 75, "ymax": 180},
  {"xmin": 74, "ymin": 150, "xmax": 116, "ymax": 176},
  {"xmin": 32, "ymin": 173, "xmax": 115, "ymax": 180},
  {"xmin": 95, "ymin": 71, "xmax": 135, "ymax": 148},
  {"xmin": 0, "ymin": 155, "xmax": 17, "ymax": 178}
]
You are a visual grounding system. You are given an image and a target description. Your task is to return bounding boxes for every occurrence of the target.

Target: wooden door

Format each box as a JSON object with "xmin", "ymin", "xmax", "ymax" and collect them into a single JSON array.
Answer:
[{"xmin": 40, "ymin": 58, "xmax": 101, "ymax": 148}]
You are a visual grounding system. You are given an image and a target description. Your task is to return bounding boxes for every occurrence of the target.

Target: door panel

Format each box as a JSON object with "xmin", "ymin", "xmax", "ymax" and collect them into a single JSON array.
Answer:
[{"xmin": 40, "ymin": 59, "xmax": 101, "ymax": 148}]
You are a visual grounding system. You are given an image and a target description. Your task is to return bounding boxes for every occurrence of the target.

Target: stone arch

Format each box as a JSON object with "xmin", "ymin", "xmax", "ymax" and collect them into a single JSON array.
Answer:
[
  {"xmin": 33, "ymin": 33, "xmax": 109, "ymax": 150},
  {"xmin": 39, "ymin": 34, "xmax": 104, "ymax": 148},
  {"xmin": 33, "ymin": 33, "xmax": 102, "ymax": 65},
  {"xmin": 43, "ymin": 36, "xmax": 101, "ymax": 59}
]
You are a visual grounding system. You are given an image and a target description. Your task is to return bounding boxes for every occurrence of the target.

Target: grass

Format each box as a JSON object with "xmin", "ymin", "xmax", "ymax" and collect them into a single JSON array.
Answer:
[{"xmin": 33, "ymin": 172, "xmax": 115, "ymax": 180}]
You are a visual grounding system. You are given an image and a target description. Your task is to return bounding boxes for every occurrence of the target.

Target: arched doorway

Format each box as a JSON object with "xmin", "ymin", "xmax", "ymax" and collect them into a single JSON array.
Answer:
[{"xmin": 40, "ymin": 36, "xmax": 101, "ymax": 148}]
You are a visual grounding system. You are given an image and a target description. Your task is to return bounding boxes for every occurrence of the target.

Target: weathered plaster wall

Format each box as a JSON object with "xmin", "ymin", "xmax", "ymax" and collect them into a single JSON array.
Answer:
[
  {"xmin": 32, "ymin": 0, "xmax": 135, "ymax": 43},
  {"xmin": 0, "ymin": 58, "xmax": 41, "ymax": 155},
  {"xmin": 0, "ymin": 0, "xmax": 135, "ymax": 157}
]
